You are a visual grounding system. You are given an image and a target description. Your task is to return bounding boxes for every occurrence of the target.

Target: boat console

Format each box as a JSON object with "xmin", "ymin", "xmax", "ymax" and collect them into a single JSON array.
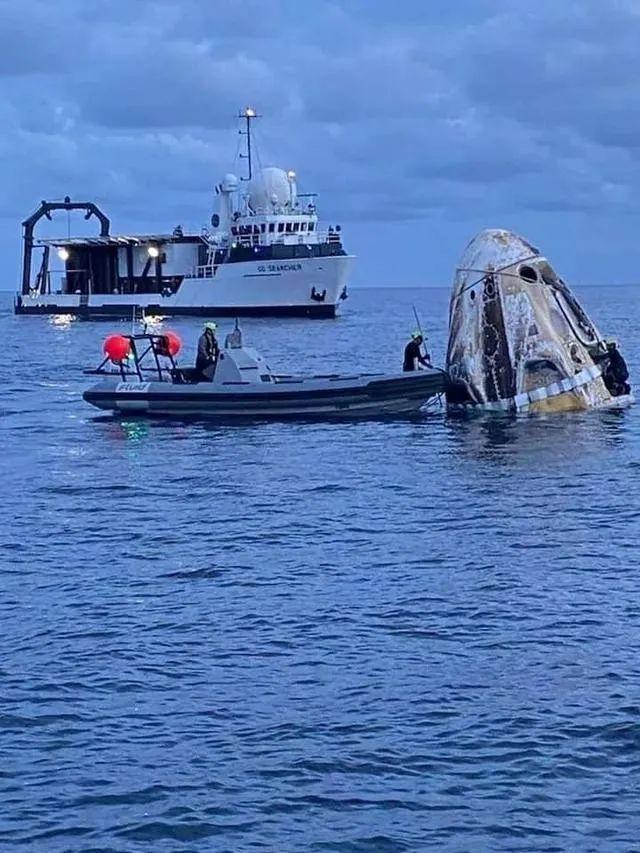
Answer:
[{"xmin": 87, "ymin": 327, "xmax": 273, "ymax": 386}]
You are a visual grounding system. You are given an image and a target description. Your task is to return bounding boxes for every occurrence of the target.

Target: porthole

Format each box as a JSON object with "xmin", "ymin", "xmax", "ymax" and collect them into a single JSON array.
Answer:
[{"xmin": 519, "ymin": 265, "xmax": 538, "ymax": 283}]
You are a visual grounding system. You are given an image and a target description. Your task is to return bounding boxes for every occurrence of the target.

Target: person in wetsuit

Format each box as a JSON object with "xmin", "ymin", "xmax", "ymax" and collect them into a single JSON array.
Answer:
[
  {"xmin": 195, "ymin": 322, "xmax": 220, "ymax": 381},
  {"xmin": 403, "ymin": 331, "xmax": 430, "ymax": 372},
  {"xmin": 602, "ymin": 340, "xmax": 630, "ymax": 397}
]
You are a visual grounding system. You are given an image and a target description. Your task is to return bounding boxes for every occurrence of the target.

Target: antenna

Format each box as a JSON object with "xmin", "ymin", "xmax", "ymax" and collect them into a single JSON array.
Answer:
[{"xmin": 238, "ymin": 107, "xmax": 260, "ymax": 181}]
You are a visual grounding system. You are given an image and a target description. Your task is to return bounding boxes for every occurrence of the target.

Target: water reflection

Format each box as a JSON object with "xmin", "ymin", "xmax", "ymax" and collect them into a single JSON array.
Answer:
[
  {"xmin": 115, "ymin": 420, "xmax": 150, "ymax": 442},
  {"xmin": 48, "ymin": 314, "xmax": 76, "ymax": 328},
  {"xmin": 444, "ymin": 406, "xmax": 633, "ymax": 465}
]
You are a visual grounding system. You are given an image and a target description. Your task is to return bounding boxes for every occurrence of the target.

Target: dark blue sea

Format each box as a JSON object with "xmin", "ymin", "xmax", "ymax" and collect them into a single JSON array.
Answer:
[{"xmin": 2, "ymin": 286, "xmax": 640, "ymax": 852}]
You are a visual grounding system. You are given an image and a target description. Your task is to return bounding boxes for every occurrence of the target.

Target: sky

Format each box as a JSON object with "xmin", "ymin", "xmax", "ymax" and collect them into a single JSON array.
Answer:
[{"xmin": 2, "ymin": 0, "xmax": 640, "ymax": 289}]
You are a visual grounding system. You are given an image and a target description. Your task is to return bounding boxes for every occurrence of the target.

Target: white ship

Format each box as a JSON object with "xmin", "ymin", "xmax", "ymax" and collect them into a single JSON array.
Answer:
[{"xmin": 15, "ymin": 109, "xmax": 354, "ymax": 319}]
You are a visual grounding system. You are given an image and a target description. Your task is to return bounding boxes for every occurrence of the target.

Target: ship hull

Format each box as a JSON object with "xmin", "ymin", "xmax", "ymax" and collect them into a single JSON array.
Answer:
[
  {"xmin": 15, "ymin": 255, "xmax": 353, "ymax": 319},
  {"xmin": 14, "ymin": 300, "xmax": 336, "ymax": 319}
]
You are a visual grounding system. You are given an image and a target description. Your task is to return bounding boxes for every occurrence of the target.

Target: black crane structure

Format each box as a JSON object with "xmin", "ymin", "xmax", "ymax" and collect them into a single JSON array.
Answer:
[{"xmin": 21, "ymin": 196, "xmax": 110, "ymax": 295}]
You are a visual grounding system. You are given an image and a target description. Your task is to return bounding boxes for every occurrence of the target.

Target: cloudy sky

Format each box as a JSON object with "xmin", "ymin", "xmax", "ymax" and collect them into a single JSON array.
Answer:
[{"xmin": 2, "ymin": 0, "xmax": 640, "ymax": 288}]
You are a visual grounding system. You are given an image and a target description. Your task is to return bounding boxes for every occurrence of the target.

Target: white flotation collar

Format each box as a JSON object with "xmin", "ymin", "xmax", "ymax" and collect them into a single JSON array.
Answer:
[{"xmin": 474, "ymin": 363, "xmax": 602, "ymax": 413}]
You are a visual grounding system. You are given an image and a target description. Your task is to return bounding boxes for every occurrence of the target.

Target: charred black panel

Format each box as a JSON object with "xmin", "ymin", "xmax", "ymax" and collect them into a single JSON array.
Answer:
[
  {"xmin": 445, "ymin": 301, "xmax": 464, "ymax": 369},
  {"xmin": 480, "ymin": 275, "xmax": 516, "ymax": 401}
]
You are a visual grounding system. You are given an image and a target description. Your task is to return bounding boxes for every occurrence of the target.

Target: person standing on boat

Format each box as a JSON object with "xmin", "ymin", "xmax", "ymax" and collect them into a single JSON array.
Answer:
[
  {"xmin": 196, "ymin": 322, "xmax": 220, "ymax": 381},
  {"xmin": 403, "ymin": 331, "xmax": 430, "ymax": 372}
]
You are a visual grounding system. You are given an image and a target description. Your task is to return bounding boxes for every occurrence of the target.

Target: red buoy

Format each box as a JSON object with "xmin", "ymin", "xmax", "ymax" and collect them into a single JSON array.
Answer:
[
  {"xmin": 163, "ymin": 331, "xmax": 182, "ymax": 357},
  {"xmin": 103, "ymin": 334, "xmax": 131, "ymax": 362}
]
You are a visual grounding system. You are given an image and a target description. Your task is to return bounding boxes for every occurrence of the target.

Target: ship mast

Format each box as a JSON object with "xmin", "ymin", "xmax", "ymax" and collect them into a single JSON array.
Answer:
[{"xmin": 239, "ymin": 106, "xmax": 260, "ymax": 181}]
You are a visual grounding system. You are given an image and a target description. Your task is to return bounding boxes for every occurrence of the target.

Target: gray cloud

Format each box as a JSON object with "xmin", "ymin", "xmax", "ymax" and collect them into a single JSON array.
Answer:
[
  {"xmin": 456, "ymin": 0, "xmax": 640, "ymax": 150},
  {"xmin": 2, "ymin": 0, "xmax": 640, "ymax": 285}
]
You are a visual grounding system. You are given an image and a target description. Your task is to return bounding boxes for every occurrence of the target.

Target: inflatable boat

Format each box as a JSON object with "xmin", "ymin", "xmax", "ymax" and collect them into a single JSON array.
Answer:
[{"xmin": 83, "ymin": 327, "xmax": 448, "ymax": 419}]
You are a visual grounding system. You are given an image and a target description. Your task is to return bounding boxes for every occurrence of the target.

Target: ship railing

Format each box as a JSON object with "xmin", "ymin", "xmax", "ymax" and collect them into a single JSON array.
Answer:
[
  {"xmin": 232, "ymin": 229, "xmax": 343, "ymax": 248},
  {"xmin": 185, "ymin": 265, "xmax": 216, "ymax": 279}
]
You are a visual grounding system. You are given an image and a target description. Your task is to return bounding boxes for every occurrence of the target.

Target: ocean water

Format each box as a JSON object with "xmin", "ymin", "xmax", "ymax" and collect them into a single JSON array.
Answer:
[{"xmin": 1, "ymin": 285, "xmax": 640, "ymax": 852}]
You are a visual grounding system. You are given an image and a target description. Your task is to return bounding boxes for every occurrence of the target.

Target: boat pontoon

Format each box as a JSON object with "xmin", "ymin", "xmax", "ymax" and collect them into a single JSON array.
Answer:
[{"xmin": 83, "ymin": 327, "xmax": 448, "ymax": 419}]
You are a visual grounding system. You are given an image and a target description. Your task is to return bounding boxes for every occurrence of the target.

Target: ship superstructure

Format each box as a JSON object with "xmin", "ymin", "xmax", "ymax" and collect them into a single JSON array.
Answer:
[{"xmin": 15, "ymin": 109, "xmax": 353, "ymax": 318}]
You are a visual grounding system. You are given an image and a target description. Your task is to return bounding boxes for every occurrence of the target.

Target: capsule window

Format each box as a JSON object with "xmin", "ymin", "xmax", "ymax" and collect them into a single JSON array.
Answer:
[{"xmin": 519, "ymin": 265, "xmax": 538, "ymax": 283}]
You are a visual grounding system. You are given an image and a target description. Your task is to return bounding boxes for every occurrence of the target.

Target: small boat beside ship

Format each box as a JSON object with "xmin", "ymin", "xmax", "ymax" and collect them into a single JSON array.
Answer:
[
  {"xmin": 16, "ymin": 109, "xmax": 353, "ymax": 319},
  {"xmin": 83, "ymin": 326, "xmax": 448, "ymax": 419}
]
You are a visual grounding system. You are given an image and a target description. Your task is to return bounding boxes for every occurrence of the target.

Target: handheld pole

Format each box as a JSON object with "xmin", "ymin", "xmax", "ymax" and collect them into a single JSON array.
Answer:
[{"xmin": 412, "ymin": 305, "xmax": 432, "ymax": 365}]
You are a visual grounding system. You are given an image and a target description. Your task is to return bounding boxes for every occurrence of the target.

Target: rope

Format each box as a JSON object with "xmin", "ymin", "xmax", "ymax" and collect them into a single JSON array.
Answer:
[
  {"xmin": 451, "ymin": 253, "xmax": 542, "ymax": 303},
  {"xmin": 454, "ymin": 257, "xmax": 605, "ymax": 353}
]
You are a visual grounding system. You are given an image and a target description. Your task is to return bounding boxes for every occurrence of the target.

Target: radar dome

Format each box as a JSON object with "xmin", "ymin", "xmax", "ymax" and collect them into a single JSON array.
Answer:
[
  {"xmin": 221, "ymin": 173, "xmax": 239, "ymax": 193},
  {"xmin": 248, "ymin": 167, "xmax": 291, "ymax": 211}
]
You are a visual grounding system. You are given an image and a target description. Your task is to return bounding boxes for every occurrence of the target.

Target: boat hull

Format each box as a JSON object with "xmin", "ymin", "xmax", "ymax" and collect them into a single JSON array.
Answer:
[
  {"xmin": 15, "ymin": 255, "xmax": 353, "ymax": 319},
  {"xmin": 15, "ymin": 300, "xmax": 337, "ymax": 319},
  {"xmin": 83, "ymin": 371, "xmax": 447, "ymax": 419}
]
